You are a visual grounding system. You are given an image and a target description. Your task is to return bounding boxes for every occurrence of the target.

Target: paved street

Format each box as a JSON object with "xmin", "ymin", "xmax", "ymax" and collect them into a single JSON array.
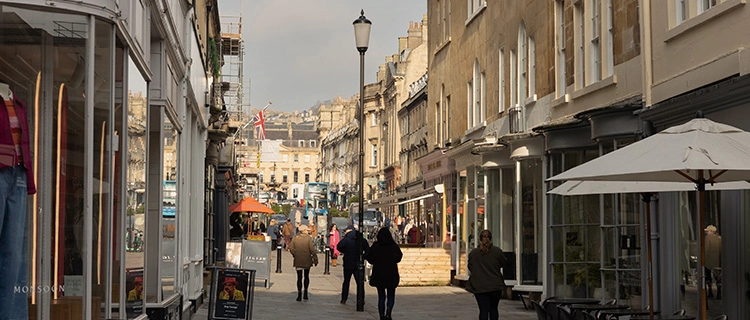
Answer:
[{"xmin": 193, "ymin": 249, "xmax": 536, "ymax": 319}]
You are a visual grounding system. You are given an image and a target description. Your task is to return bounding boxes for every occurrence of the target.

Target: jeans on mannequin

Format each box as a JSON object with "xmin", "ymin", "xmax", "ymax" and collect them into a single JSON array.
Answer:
[{"xmin": 0, "ymin": 165, "xmax": 28, "ymax": 319}]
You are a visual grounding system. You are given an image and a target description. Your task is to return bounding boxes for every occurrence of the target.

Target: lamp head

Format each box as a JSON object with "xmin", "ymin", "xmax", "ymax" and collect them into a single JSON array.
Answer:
[{"xmin": 353, "ymin": 10, "xmax": 372, "ymax": 53}]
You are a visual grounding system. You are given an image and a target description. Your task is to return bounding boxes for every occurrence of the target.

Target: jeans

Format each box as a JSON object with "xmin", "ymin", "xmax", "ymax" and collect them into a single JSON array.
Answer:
[
  {"xmin": 474, "ymin": 290, "xmax": 502, "ymax": 320},
  {"xmin": 0, "ymin": 165, "xmax": 28, "ymax": 319},
  {"xmin": 341, "ymin": 268, "xmax": 361, "ymax": 302},
  {"xmin": 376, "ymin": 286, "xmax": 396, "ymax": 317}
]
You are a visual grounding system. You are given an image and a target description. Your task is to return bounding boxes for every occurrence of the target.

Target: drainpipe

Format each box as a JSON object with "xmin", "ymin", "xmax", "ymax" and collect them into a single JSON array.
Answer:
[{"xmin": 640, "ymin": 0, "xmax": 653, "ymax": 108}]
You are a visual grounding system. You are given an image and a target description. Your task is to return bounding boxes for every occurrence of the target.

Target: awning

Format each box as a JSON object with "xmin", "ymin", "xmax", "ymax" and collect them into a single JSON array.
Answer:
[{"xmin": 396, "ymin": 193, "xmax": 434, "ymax": 205}]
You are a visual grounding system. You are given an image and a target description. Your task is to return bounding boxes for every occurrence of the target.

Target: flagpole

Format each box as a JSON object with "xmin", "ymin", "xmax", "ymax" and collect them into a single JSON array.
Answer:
[{"xmin": 255, "ymin": 102, "xmax": 271, "ymax": 200}]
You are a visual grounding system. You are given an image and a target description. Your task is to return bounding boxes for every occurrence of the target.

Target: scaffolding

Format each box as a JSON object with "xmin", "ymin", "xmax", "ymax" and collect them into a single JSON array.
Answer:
[{"xmin": 221, "ymin": 15, "xmax": 245, "ymax": 124}]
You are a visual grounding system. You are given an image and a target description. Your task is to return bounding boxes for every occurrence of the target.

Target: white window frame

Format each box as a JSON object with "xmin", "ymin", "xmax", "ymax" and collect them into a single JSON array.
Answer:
[
  {"xmin": 575, "ymin": 2, "xmax": 585, "ymax": 88},
  {"xmin": 556, "ymin": 0, "xmax": 567, "ymax": 97},
  {"xmin": 305, "ymin": 154, "xmax": 311, "ymax": 163},
  {"xmin": 371, "ymin": 144, "xmax": 378, "ymax": 167},
  {"xmin": 606, "ymin": 0, "xmax": 614, "ymax": 77},
  {"xmin": 282, "ymin": 154, "xmax": 288, "ymax": 162},
  {"xmin": 441, "ymin": 0, "xmax": 451, "ymax": 44},
  {"xmin": 371, "ymin": 112, "xmax": 378, "ymax": 126},
  {"xmin": 528, "ymin": 36, "xmax": 536, "ymax": 99},
  {"xmin": 518, "ymin": 23, "xmax": 528, "ymax": 101},
  {"xmin": 699, "ymin": 0, "xmax": 717, "ymax": 13},
  {"xmin": 309, "ymin": 140, "xmax": 316, "ymax": 148},
  {"xmin": 294, "ymin": 154, "xmax": 299, "ymax": 162},
  {"xmin": 510, "ymin": 49, "xmax": 517, "ymax": 107},
  {"xmin": 588, "ymin": 0, "xmax": 602, "ymax": 84},
  {"xmin": 467, "ymin": 79, "xmax": 473, "ymax": 128},
  {"xmin": 676, "ymin": 0, "xmax": 687, "ymax": 24},
  {"xmin": 466, "ymin": 0, "xmax": 486, "ymax": 23},
  {"xmin": 499, "ymin": 48, "xmax": 505, "ymax": 113},
  {"xmin": 298, "ymin": 140, "xmax": 305, "ymax": 147}
]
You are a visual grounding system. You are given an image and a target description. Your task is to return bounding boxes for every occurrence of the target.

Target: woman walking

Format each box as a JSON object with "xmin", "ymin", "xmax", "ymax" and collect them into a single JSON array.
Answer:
[
  {"xmin": 366, "ymin": 227, "xmax": 403, "ymax": 320},
  {"xmin": 329, "ymin": 223, "xmax": 341, "ymax": 267},
  {"xmin": 289, "ymin": 224, "xmax": 318, "ymax": 301},
  {"xmin": 467, "ymin": 230, "xmax": 506, "ymax": 320}
]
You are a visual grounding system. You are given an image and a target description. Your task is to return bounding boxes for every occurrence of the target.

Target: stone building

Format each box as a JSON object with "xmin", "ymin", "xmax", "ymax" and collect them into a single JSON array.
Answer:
[{"xmin": 423, "ymin": 1, "xmax": 750, "ymax": 318}]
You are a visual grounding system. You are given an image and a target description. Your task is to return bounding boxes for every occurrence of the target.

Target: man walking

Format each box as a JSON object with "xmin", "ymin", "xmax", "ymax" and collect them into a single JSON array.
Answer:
[{"xmin": 336, "ymin": 225, "xmax": 369, "ymax": 304}]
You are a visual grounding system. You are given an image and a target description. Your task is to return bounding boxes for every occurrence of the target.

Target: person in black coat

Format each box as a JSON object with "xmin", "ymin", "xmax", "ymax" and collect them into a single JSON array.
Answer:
[
  {"xmin": 366, "ymin": 227, "xmax": 403, "ymax": 320},
  {"xmin": 467, "ymin": 230, "xmax": 506, "ymax": 320},
  {"xmin": 336, "ymin": 225, "xmax": 370, "ymax": 304}
]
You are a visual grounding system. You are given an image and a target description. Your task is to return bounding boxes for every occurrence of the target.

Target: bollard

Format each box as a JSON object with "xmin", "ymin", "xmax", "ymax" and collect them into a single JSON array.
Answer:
[
  {"xmin": 275, "ymin": 245, "xmax": 282, "ymax": 273},
  {"xmin": 323, "ymin": 246, "xmax": 330, "ymax": 275}
]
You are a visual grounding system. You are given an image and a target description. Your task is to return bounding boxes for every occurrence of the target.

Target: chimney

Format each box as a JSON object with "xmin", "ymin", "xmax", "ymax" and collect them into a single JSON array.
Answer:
[{"xmin": 288, "ymin": 119, "xmax": 293, "ymax": 141}]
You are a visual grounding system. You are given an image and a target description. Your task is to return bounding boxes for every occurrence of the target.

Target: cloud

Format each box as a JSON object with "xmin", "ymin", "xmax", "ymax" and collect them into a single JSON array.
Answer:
[{"xmin": 219, "ymin": 0, "xmax": 426, "ymax": 112}]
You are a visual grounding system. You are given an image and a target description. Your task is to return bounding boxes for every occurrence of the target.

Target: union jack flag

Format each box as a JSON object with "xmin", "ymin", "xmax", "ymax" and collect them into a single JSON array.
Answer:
[{"xmin": 253, "ymin": 110, "xmax": 266, "ymax": 140}]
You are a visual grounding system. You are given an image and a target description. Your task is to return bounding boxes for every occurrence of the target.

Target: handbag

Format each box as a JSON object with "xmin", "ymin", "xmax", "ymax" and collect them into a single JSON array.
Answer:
[{"xmin": 311, "ymin": 252, "xmax": 319, "ymax": 266}]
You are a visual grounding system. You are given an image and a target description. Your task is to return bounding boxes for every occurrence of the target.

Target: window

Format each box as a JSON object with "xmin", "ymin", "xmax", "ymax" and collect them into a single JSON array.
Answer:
[
  {"xmin": 467, "ymin": 80, "xmax": 473, "ymax": 128},
  {"xmin": 556, "ymin": 0, "xmax": 567, "ymax": 97},
  {"xmin": 499, "ymin": 48, "xmax": 505, "ymax": 112},
  {"xmin": 440, "ymin": 0, "xmax": 451, "ymax": 44},
  {"xmin": 518, "ymin": 23, "xmax": 528, "ymax": 101},
  {"xmin": 700, "ymin": 0, "xmax": 717, "ymax": 13},
  {"xmin": 676, "ymin": 0, "xmax": 687, "ymax": 24},
  {"xmin": 298, "ymin": 140, "xmax": 304, "ymax": 147},
  {"xmin": 294, "ymin": 171, "xmax": 299, "ymax": 183},
  {"xmin": 371, "ymin": 112, "xmax": 378, "ymax": 126},
  {"xmin": 575, "ymin": 2, "xmax": 585, "ymax": 88},
  {"xmin": 371, "ymin": 144, "xmax": 378, "ymax": 167},
  {"xmin": 294, "ymin": 154, "xmax": 299, "ymax": 162},
  {"xmin": 305, "ymin": 154, "xmax": 311, "ymax": 162},
  {"xmin": 468, "ymin": 59, "xmax": 484, "ymax": 128},
  {"xmin": 304, "ymin": 173, "xmax": 310, "ymax": 182},
  {"xmin": 606, "ymin": 0, "xmax": 613, "ymax": 77},
  {"xmin": 510, "ymin": 49, "xmax": 517, "ymax": 107},
  {"xmin": 589, "ymin": 0, "xmax": 602, "ymax": 84},
  {"xmin": 529, "ymin": 37, "xmax": 535, "ymax": 99},
  {"xmin": 309, "ymin": 140, "xmax": 316, "ymax": 148},
  {"xmin": 260, "ymin": 173, "xmax": 264, "ymax": 183},
  {"xmin": 282, "ymin": 172, "xmax": 288, "ymax": 183},
  {"xmin": 282, "ymin": 154, "xmax": 288, "ymax": 162},
  {"xmin": 467, "ymin": 0, "xmax": 486, "ymax": 17}
]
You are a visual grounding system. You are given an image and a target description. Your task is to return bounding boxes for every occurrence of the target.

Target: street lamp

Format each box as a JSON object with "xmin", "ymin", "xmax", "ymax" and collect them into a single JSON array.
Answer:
[{"xmin": 353, "ymin": 9, "xmax": 371, "ymax": 312}]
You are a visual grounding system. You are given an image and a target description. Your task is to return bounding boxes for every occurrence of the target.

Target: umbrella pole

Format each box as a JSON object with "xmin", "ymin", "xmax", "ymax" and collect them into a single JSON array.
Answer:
[
  {"xmin": 698, "ymin": 175, "xmax": 707, "ymax": 320},
  {"xmin": 641, "ymin": 193, "xmax": 654, "ymax": 320}
]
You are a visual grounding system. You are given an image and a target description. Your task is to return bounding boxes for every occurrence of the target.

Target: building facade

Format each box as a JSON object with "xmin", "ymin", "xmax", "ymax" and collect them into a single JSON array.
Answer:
[
  {"xmin": 424, "ymin": 0, "xmax": 750, "ymax": 318},
  {"xmin": 0, "ymin": 0, "xmax": 222, "ymax": 319}
]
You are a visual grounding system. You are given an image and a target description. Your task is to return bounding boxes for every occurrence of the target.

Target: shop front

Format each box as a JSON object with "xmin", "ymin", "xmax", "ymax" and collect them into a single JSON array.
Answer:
[{"xmin": 0, "ymin": 2, "xmax": 208, "ymax": 319}]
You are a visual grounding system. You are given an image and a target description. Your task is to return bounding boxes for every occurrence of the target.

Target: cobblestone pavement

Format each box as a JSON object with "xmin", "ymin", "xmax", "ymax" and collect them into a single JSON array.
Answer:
[{"xmin": 192, "ymin": 249, "xmax": 537, "ymax": 320}]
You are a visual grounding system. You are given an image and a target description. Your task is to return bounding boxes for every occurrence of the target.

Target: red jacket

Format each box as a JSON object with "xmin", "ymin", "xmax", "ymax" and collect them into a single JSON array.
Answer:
[{"xmin": 0, "ymin": 94, "xmax": 36, "ymax": 194}]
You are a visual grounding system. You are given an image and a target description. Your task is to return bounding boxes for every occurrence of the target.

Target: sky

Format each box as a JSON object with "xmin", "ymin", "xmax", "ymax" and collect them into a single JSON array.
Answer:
[{"xmin": 218, "ymin": 0, "xmax": 427, "ymax": 114}]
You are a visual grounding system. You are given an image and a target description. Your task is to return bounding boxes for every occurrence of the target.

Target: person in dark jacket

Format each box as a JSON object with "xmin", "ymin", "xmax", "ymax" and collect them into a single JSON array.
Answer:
[
  {"xmin": 366, "ymin": 227, "xmax": 403, "ymax": 320},
  {"xmin": 336, "ymin": 225, "xmax": 370, "ymax": 304},
  {"xmin": 467, "ymin": 230, "xmax": 507, "ymax": 320}
]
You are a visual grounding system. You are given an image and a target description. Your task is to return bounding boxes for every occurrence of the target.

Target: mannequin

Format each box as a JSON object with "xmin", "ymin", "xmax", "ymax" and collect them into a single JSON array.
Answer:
[
  {"xmin": 0, "ymin": 81, "xmax": 12, "ymax": 99},
  {"xmin": 0, "ymin": 80, "xmax": 34, "ymax": 319}
]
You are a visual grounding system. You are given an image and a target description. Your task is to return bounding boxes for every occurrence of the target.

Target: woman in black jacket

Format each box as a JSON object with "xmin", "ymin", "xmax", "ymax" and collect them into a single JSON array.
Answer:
[
  {"xmin": 467, "ymin": 229, "xmax": 506, "ymax": 320},
  {"xmin": 366, "ymin": 227, "xmax": 403, "ymax": 320}
]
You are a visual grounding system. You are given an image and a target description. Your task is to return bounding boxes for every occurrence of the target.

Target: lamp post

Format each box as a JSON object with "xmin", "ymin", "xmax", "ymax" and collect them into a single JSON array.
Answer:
[{"xmin": 353, "ymin": 9, "xmax": 371, "ymax": 312}]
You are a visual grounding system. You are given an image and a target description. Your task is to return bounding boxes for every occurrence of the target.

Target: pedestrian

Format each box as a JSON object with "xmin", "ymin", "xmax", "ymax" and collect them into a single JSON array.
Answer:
[
  {"xmin": 329, "ymin": 223, "xmax": 341, "ymax": 267},
  {"xmin": 282, "ymin": 218, "xmax": 294, "ymax": 250},
  {"xmin": 466, "ymin": 229, "xmax": 507, "ymax": 320},
  {"xmin": 266, "ymin": 219, "xmax": 280, "ymax": 250},
  {"xmin": 336, "ymin": 225, "xmax": 370, "ymax": 304},
  {"xmin": 366, "ymin": 227, "xmax": 403, "ymax": 320},
  {"xmin": 289, "ymin": 224, "xmax": 318, "ymax": 301},
  {"xmin": 704, "ymin": 224, "xmax": 722, "ymax": 298}
]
